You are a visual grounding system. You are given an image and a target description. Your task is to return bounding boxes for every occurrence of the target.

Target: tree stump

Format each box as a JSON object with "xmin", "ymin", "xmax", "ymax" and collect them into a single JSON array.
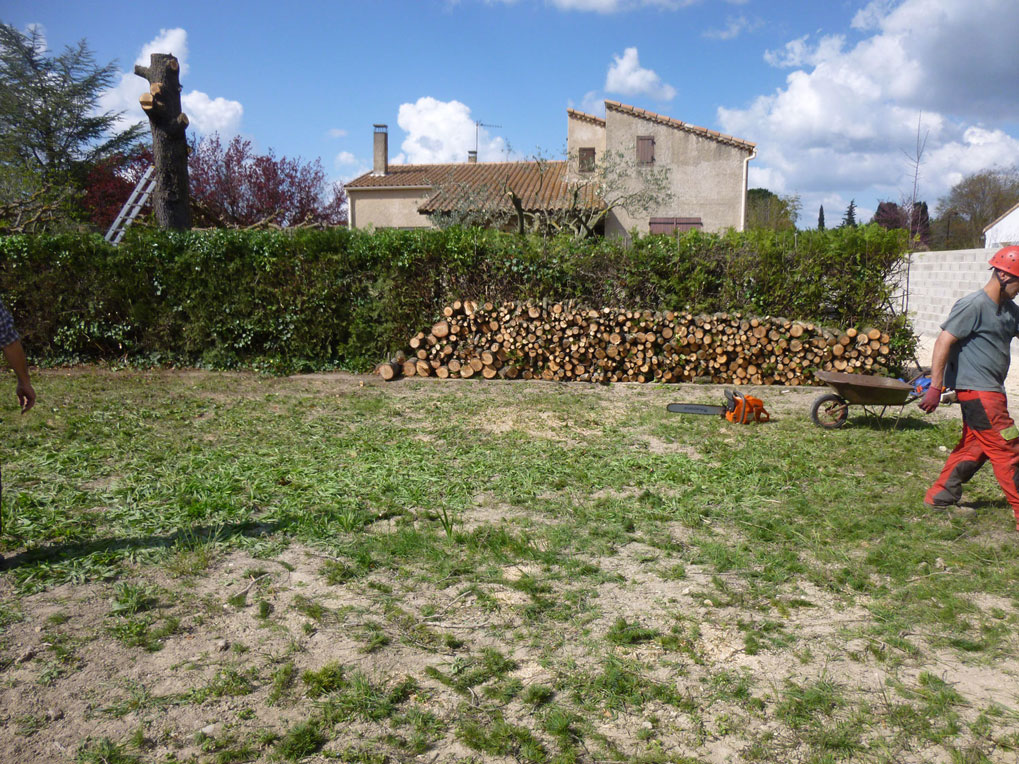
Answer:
[{"xmin": 135, "ymin": 53, "xmax": 191, "ymax": 230}]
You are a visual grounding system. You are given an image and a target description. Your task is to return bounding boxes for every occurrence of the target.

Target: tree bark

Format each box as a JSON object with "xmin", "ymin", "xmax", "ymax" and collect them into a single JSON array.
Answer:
[{"xmin": 135, "ymin": 53, "xmax": 191, "ymax": 230}]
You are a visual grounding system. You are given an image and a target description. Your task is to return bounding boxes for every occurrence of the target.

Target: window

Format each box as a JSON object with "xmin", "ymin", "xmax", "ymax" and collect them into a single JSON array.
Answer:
[
  {"xmin": 649, "ymin": 217, "xmax": 703, "ymax": 235},
  {"xmin": 579, "ymin": 147, "xmax": 596, "ymax": 173},
  {"xmin": 636, "ymin": 135, "xmax": 655, "ymax": 166}
]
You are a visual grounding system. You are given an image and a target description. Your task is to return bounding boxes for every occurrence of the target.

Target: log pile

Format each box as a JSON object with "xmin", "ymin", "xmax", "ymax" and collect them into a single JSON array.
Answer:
[{"xmin": 379, "ymin": 300, "xmax": 896, "ymax": 385}]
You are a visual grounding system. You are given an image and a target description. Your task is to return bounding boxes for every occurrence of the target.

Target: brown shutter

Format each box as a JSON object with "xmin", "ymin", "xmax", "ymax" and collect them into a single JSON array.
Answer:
[
  {"xmin": 649, "ymin": 217, "xmax": 703, "ymax": 234},
  {"xmin": 637, "ymin": 136, "xmax": 654, "ymax": 165},
  {"xmin": 579, "ymin": 147, "xmax": 595, "ymax": 172}
]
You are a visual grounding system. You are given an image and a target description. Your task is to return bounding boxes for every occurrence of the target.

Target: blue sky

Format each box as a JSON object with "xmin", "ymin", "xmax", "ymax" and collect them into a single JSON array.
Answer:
[{"xmin": 3, "ymin": 0, "xmax": 1018, "ymax": 225}]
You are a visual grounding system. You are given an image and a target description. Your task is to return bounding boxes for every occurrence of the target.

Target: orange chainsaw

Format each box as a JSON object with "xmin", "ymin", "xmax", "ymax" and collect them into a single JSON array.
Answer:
[{"xmin": 666, "ymin": 390, "xmax": 771, "ymax": 424}]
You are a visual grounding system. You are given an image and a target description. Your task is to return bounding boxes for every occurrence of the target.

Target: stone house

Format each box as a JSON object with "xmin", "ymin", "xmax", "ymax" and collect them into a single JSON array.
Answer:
[{"xmin": 345, "ymin": 101, "xmax": 756, "ymax": 237}]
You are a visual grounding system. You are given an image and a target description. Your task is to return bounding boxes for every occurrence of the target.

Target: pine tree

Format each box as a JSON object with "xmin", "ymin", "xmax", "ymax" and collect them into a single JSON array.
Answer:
[
  {"xmin": 841, "ymin": 199, "xmax": 857, "ymax": 228},
  {"xmin": 818, "ymin": 205, "xmax": 825, "ymax": 231}
]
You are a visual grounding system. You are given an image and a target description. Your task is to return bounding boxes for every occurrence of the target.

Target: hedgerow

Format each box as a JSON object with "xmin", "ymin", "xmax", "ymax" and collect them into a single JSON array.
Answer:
[{"xmin": 0, "ymin": 225, "xmax": 911, "ymax": 373}]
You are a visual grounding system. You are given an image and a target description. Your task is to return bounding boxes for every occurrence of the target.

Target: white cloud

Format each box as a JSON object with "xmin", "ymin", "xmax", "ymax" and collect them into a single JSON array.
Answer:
[
  {"xmin": 98, "ymin": 28, "xmax": 242, "ymax": 138},
  {"xmin": 718, "ymin": 0, "xmax": 1019, "ymax": 221},
  {"xmin": 762, "ymin": 34, "xmax": 845, "ymax": 68},
  {"xmin": 605, "ymin": 47, "xmax": 676, "ymax": 101},
  {"xmin": 392, "ymin": 97, "xmax": 508, "ymax": 164},
  {"xmin": 335, "ymin": 151, "xmax": 358, "ymax": 165},
  {"xmin": 181, "ymin": 91, "xmax": 243, "ymax": 135},
  {"xmin": 327, "ymin": 128, "xmax": 348, "ymax": 139},
  {"xmin": 136, "ymin": 28, "xmax": 189, "ymax": 74},
  {"xmin": 703, "ymin": 14, "xmax": 758, "ymax": 41}
]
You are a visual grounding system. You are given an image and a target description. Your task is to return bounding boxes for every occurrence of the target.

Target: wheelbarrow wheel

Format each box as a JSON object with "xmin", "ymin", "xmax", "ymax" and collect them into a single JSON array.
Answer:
[{"xmin": 811, "ymin": 393, "xmax": 849, "ymax": 429}]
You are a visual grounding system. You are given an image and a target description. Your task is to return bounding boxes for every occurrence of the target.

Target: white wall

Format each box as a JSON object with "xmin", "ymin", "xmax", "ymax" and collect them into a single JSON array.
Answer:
[{"xmin": 985, "ymin": 206, "xmax": 1019, "ymax": 249}]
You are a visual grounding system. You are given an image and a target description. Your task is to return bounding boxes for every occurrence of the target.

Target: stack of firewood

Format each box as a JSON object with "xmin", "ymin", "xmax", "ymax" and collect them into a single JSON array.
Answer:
[{"xmin": 377, "ymin": 299, "xmax": 895, "ymax": 385}]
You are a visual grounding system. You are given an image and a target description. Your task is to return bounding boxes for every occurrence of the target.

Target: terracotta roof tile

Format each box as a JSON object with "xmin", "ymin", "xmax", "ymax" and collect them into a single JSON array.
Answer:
[
  {"xmin": 348, "ymin": 161, "xmax": 603, "ymax": 213},
  {"xmin": 605, "ymin": 100, "xmax": 755, "ymax": 152},
  {"xmin": 566, "ymin": 108, "xmax": 606, "ymax": 127}
]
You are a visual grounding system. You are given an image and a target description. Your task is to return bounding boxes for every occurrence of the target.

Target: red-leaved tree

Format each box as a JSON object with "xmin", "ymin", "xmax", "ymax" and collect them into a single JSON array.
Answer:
[
  {"xmin": 188, "ymin": 133, "xmax": 346, "ymax": 228},
  {"xmin": 80, "ymin": 149, "xmax": 152, "ymax": 231}
]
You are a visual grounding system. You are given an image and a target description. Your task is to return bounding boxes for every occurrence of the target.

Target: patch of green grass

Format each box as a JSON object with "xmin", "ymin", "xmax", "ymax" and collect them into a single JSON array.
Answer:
[
  {"xmin": 75, "ymin": 737, "xmax": 142, "ymax": 764},
  {"xmin": 319, "ymin": 672, "xmax": 418, "ymax": 724},
  {"xmin": 569, "ymin": 655, "xmax": 690, "ymax": 712},
  {"xmin": 107, "ymin": 614, "xmax": 180, "ymax": 651},
  {"xmin": 359, "ymin": 620, "xmax": 390, "ymax": 653},
  {"xmin": 302, "ymin": 661, "xmax": 347, "ymax": 698},
  {"xmin": 268, "ymin": 661, "xmax": 297, "ymax": 705},
  {"xmin": 188, "ymin": 667, "xmax": 258, "ymax": 703},
  {"xmin": 456, "ymin": 709, "xmax": 548, "ymax": 762},
  {"xmin": 606, "ymin": 616, "xmax": 661, "ymax": 646},
  {"xmin": 424, "ymin": 648, "xmax": 517, "ymax": 694},
  {"xmin": 109, "ymin": 582, "xmax": 160, "ymax": 616},
  {"xmin": 291, "ymin": 594, "xmax": 328, "ymax": 622},
  {"xmin": 776, "ymin": 677, "xmax": 845, "ymax": 728},
  {"xmin": 522, "ymin": 684, "xmax": 555, "ymax": 707},
  {"xmin": 274, "ymin": 720, "xmax": 325, "ymax": 761}
]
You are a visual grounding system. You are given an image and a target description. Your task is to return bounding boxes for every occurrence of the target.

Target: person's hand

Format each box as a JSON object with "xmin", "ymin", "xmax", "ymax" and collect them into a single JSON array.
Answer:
[
  {"xmin": 16, "ymin": 379, "xmax": 34, "ymax": 413},
  {"xmin": 918, "ymin": 385, "xmax": 941, "ymax": 413}
]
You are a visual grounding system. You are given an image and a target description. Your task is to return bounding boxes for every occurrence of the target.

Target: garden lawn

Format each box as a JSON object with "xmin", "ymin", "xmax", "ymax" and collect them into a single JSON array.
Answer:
[{"xmin": 1, "ymin": 368, "xmax": 1018, "ymax": 763}]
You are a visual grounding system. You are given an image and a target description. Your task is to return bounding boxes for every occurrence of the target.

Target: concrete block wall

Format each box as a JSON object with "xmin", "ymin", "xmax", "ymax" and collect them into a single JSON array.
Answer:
[{"xmin": 893, "ymin": 249, "xmax": 991, "ymax": 337}]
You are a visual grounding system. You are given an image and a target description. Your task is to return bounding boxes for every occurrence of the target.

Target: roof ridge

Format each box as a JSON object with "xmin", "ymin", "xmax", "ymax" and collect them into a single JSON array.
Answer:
[
  {"xmin": 567, "ymin": 108, "xmax": 606, "ymax": 127},
  {"xmin": 984, "ymin": 199, "xmax": 1019, "ymax": 233},
  {"xmin": 604, "ymin": 100, "xmax": 755, "ymax": 151}
]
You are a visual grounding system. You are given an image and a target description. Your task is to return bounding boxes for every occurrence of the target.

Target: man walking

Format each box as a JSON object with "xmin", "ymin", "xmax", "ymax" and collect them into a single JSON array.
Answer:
[{"xmin": 920, "ymin": 246, "xmax": 1019, "ymax": 529}]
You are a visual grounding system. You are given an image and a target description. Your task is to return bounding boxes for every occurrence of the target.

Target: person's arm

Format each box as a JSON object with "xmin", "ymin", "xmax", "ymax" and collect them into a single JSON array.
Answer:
[
  {"xmin": 2, "ymin": 339, "xmax": 35, "ymax": 413},
  {"xmin": 919, "ymin": 330, "xmax": 958, "ymax": 413},
  {"xmin": 928, "ymin": 329, "xmax": 958, "ymax": 391}
]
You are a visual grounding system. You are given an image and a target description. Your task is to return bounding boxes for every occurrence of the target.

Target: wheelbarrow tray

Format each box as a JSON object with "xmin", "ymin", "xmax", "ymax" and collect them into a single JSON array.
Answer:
[{"xmin": 813, "ymin": 370, "xmax": 914, "ymax": 406}]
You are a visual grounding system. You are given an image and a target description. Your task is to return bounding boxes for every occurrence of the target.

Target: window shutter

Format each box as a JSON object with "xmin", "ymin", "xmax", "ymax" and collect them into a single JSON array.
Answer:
[
  {"xmin": 637, "ymin": 136, "xmax": 654, "ymax": 166},
  {"xmin": 649, "ymin": 217, "xmax": 703, "ymax": 234},
  {"xmin": 579, "ymin": 147, "xmax": 595, "ymax": 172}
]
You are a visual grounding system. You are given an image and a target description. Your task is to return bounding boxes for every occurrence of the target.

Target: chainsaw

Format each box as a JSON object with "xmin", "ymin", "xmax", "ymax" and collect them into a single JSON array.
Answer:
[{"xmin": 666, "ymin": 389, "xmax": 771, "ymax": 424}]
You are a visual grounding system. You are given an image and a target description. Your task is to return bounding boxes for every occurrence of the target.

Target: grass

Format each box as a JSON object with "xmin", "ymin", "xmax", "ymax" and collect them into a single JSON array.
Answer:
[{"xmin": 2, "ymin": 368, "xmax": 1019, "ymax": 762}]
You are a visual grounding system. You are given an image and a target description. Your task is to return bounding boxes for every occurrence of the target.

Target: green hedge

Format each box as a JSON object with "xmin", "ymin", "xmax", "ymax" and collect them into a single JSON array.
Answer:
[{"xmin": 0, "ymin": 225, "xmax": 913, "ymax": 373}]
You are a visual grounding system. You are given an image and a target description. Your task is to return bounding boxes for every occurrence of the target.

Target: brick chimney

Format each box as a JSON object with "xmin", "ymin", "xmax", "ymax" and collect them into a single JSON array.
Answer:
[
  {"xmin": 467, "ymin": 150, "xmax": 477, "ymax": 164},
  {"xmin": 373, "ymin": 124, "xmax": 388, "ymax": 176}
]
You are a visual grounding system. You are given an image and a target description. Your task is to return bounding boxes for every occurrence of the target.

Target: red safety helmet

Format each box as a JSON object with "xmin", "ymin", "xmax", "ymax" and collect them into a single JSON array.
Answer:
[{"xmin": 989, "ymin": 245, "xmax": 1019, "ymax": 279}]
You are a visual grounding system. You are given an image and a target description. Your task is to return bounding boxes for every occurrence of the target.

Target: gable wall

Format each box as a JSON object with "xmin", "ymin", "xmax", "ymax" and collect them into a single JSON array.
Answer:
[
  {"xmin": 566, "ymin": 114, "xmax": 606, "ymax": 176},
  {"xmin": 603, "ymin": 108, "xmax": 750, "ymax": 238}
]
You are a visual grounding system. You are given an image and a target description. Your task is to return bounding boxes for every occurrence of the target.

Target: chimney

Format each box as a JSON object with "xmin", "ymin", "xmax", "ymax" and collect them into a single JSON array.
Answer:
[
  {"xmin": 373, "ymin": 124, "xmax": 388, "ymax": 176},
  {"xmin": 467, "ymin": 150, "xmax": 478, "ymax": 164}
]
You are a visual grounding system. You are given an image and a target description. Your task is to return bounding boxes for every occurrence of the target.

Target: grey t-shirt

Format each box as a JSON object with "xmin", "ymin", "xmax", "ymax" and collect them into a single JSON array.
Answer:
[{"xmin": 942, "ymin": 289, "xmax": 1019, "ymax": 393}]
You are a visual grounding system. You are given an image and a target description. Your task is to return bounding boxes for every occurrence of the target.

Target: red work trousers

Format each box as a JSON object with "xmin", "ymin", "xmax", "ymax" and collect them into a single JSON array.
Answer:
[{"xmin": 926, "ymin": 390, "xmax": 1019, "ymax": 529}]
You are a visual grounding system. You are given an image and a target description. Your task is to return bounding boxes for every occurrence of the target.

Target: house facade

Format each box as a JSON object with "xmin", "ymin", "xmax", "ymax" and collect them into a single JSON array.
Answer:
[
  {"xmin": 985, "ymin": 201, "xmax": 1019, "ymax": 249},
  {"xmin": 346, "ymin": 102, "xmax": 755, "ymax": 236}
]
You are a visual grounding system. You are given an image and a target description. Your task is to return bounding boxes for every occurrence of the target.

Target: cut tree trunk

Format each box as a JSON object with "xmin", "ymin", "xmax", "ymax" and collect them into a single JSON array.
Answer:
[{"xmin": 135, "ymin": 53, "xmax": 191, "ymax": 230}]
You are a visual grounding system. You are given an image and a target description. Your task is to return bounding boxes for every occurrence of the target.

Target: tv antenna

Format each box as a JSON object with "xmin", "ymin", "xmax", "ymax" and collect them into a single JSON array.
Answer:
[{"xmin": 474, "ymin": 120, "xmax": 501, "ymax": 155}]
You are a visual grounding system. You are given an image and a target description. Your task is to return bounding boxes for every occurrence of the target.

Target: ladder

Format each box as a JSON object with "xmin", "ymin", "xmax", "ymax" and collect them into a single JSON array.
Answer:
[{"xmin": 104, "ymin": 165, "xmax": 156, "ymax": 245}]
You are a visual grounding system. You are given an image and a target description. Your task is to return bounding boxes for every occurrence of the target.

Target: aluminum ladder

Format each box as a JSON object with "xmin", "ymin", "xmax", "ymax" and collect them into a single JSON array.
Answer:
[{"xmin": 104, "ymin": 165, "xmax": 155, "ymax": 245}]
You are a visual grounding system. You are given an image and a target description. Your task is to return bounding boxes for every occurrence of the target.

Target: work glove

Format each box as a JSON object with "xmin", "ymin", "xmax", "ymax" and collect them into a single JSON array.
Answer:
[{"xmin": 918, "ymin": 385, "xmax": 942, "ymax": 413}]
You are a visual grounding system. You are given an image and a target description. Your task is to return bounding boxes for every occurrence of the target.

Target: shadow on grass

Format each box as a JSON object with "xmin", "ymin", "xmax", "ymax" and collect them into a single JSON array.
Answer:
[
  {"xmin": 0, "ymin": 519, "xmax": 280, "ymax": 571},
  {"xmin": 841, "ymin": 413, "xmax": 937, "ymax": 431}
]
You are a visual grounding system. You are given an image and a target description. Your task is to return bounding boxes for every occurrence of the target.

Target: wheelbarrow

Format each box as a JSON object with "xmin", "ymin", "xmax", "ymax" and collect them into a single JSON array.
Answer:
[{"xmin": 810, "ymin": 370, "xmax": 930, "ymax": 429}]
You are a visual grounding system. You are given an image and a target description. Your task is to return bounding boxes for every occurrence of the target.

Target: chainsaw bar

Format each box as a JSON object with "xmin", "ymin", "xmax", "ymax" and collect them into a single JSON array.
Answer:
[{"xmin": 666, "ymin": 403, "xmax": 727, "ymax": 416}]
